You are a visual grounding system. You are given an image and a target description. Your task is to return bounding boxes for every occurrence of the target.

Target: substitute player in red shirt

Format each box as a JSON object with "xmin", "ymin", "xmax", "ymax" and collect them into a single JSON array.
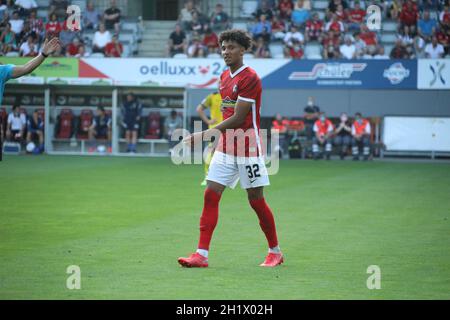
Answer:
[{"xmin": 178, "ymin": 30, "xmax": 283, "ymax": 268}]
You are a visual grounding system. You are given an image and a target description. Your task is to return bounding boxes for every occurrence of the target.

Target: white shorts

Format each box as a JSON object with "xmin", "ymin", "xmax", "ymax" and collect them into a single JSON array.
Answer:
[{"xmin": 206, "ymin": 151, "xmax": 270, "ymax": 189}]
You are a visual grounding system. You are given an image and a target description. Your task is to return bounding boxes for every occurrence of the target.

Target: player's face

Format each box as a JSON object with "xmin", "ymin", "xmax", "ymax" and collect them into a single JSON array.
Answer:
[{"xmin": 221, "ymin": 40, "xmax": 244, "ymax": 67}]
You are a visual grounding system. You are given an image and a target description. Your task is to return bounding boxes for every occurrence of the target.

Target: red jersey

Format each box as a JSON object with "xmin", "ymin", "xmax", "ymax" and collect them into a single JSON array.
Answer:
[
  {"xmin": 360, "ymin": 31, "xmax": 377, "ymax": 46},
  {"xmin": 105, "ymin": 42, "xmax": 123, "ymax": 57},
  {"xmin": 217, "ymin": 65, "xmax": 262, "ymax": 157},
  {"xmin": 45, "ymin": 21, "xmax": 62, "ymax": 36},
  {"xmin": 348, "ymin": 9, "xmax": 366, "ymax": 23},
  {"xmin": 313, "ymin": 119, "xmax": 334, "ymax": 136},
  {"xmin": 306, "ymin": 20, "xmax": 324, "ymax": 32}
]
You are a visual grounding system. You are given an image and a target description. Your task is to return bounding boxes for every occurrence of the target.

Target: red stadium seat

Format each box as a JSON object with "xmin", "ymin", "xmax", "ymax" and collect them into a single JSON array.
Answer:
[
  {"xmin": 56, "ymin": 109, "xmax": 74, "ymax": 139},
  {"xmin": 145, "ymin": 112, "xmax": 161, "ymax": 139},
  {"xmin": 77, "ymin": 109, "xmax": 94, "ymax": 140}
]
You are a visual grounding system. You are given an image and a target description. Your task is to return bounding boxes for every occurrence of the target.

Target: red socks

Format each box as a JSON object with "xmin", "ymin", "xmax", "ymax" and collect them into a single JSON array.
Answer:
[
  {"xmin": 198, "ymin": 188, "xmax": 222, "ymax": 250},
  {"xmin": 249, "ymin": 198, "xmax": 279, "ymax": 248}
]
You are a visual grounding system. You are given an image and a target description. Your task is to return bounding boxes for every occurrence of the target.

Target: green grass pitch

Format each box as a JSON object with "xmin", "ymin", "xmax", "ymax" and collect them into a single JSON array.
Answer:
[{"xmin": 0, "ymin": 155, "xmax": 449, "ymax": 299}]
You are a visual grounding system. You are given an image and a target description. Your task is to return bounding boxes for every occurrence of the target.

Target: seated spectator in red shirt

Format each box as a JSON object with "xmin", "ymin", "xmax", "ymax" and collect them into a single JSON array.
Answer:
[
  {"xmin": 285, "ymin": 38, "xmax": 303, "ymax": 59},
  {"xmin": 272, "ymin": 15, "xmax": 287, "ymax": 41},
  {"xmin": 105, "ymin": 34, "xmax": 123, "ymax": 57},
  {"xmin": 335, "ymin": 4, "xmax": 348, "ymax": 23},
  {"xmin": 202, "ymin": 25, "xmax": 219, "ymax": 54},
  {"xmin": 436, "ymin": 27, "xmax": 449, "ymax": 55},
  {"xmin": 305, "ymin": 12, "xmax": 324, "ymax": 42},
  {"xmin": 66, "ymin": 37, "xmax": 82, "ymax": 57},
  {"xmin": 278, "ymin": 0, "xmax": 294, "ymax": 20},
  {"xmin": 322, "ymin": 29, "xmax": 341, "ymax": 59},
  {"xmin": 359, "ymin": 23, "xmax": 378, "ymax": 54},
  {"xmin": 390, "ymin": 38, "xmax": 410, "ymax": 58},
  {"xmin": 253, "ymin": 37, "xmax": 271, "ymax": 58},
  {"xmin": 45, "ymin": 13, "xmax": 62, "ymax": 38},
  {"xmin": 325, "ymin": 14, "xmax": 345, "ymax": 36},
  {"xmin": 399, "ymin": 0, "xmax": 419, "ymax": 34},
  {"xmin": 348, "ymin": 0, "xmax": 366, "ymax": 31}
]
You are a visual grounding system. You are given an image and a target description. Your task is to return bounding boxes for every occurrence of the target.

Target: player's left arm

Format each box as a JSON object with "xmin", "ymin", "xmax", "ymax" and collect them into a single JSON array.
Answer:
[{"xmin": 11, "ymin": 37, "xmax": 60, "ymax": 79}]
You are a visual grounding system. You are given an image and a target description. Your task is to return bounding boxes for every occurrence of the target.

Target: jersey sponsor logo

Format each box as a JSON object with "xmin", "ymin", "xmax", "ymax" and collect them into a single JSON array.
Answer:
[
  {"xmin": 221, "ymin": 97, "xmax": 236, "ymax": 108},
  {"xmin": 288, "ymin": 63, "xmax": 367, "ymax": 80},
  {"xmin": 383, "ymin": 62, "xmax": 410, "ymax": 84}
]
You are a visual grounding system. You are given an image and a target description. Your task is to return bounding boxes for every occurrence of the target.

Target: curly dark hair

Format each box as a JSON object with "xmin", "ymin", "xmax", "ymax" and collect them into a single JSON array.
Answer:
[{"xmin": 218, "ymin": 29, "xmax": 253, "ymax": 51}]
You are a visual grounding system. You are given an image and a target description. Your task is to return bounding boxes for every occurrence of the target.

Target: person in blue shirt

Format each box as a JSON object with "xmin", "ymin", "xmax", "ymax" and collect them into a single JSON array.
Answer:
[
  {"xmin": 251, "ymin": 14, "xmax": 272, "ymax": 43},
  {"xmin": 418, "ymin": 10, "xmax": 438, "ymax": 41}
]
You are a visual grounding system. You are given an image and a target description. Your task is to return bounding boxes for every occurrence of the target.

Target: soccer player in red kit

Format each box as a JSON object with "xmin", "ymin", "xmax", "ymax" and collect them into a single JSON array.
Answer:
[{"xmin": 178, "ymin": 30, "xmax": 283, "ymax": 268}]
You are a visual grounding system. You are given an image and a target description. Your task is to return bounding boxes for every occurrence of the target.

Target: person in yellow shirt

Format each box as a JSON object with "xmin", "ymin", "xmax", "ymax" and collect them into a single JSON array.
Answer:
[{"xmin": 196, "ymin": 83, "xmax": 223, "ymax": 186}]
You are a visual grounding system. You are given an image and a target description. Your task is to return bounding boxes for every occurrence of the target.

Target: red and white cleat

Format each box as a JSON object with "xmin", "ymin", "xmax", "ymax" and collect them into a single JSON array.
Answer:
[
  {"xmin": 260, "ymin": 252, "xmax": 284, "ymax": 267},
  {"xmin": 178, "ymin": 253, "xmax": 209, "ymax": 268}
]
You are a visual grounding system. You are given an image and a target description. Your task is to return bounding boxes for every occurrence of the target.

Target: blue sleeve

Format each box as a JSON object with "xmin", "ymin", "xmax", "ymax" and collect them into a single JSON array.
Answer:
[{"xmin": 0, "ymin": 64, "xmax": 14, "ymax": 82}]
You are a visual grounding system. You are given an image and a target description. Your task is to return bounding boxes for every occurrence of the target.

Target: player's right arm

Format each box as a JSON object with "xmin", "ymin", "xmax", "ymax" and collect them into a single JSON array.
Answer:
[{"xmin": 11, "ymin": 38, "xmax": 60, "ymax": 79}]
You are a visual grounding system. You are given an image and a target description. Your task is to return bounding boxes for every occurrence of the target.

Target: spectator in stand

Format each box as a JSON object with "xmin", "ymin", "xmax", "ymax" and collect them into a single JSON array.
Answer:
[
  {"xmin": 424, "ymin": 35, "xmax": 445, "ymax": 58},
  {"xmin": 440, "ymin": 5, "xmax": 450, "ymax": 27},
  {"xmin": 278, "ymin": 0, "xmax": 294, "ymax": 20},
  {"xmin": 26, "ymin": 109, "xmax": 44, "ymax": 152},
  {"xmin": 285, "ymin": 38, "xmax": 304, "ymax": 58},
  {"xmin": 353, "ymin": 31, "xmax": 366, "ymax": 57},
  {"xmin": 325, "ymin": 14, "xmax": 345, "ymax": 36},
  {"xmin": 202, "ymin": 25, "xmax": 219, "ymax": 54},
  {"xmin": 104, "ymin": 0, "xmax": 121, "ymax": 33},
  {"xmin": 328, "ymin": 0, "xmax": 349, "ymax": 13},
  {"xmin": 190, "ymin": 11, "xmax": 204, "ymax": 34},
  {"xmin": 15, "ymin": 0, "xmax": 37, "ymax": 18},
  {"xmin": 92, "ymin": 23, "xmax": 111, "ymax": 54},
  {"xmin": 351, "ymin": 112, "xmax": 371, "ymax": 161},
  {"xmin": 373, "ymin": 45, "xmax": 390, "ymax": 59},
  {"xmin": 0, "ymin": 22, "xmax": 16, "ymax": 54},
  {"xmin": 272, "ymin": 15, "xmax": 287, "ymax": 41},
  {"xmin": 399, "ymin": 0, "xmax": 419, "ymax": 35},
  {"xmin": 50, "ymin": 0, "xmax": 69, "ymax": 21},
  {"xmin": 65, "ymin": 37, "xmax": 82, "ymax": 57},
  {"xmin": 418, "ymin": 10, "xmax": 438, "ymax": 42},
  {"xmin": 105, "ymin": 34, "xmax": 123, "ymax": 57},
  {"xmin": 359, "ymin": 23, "xmax": 378, "ymax": 55},
  {"xmin": 167, "ymin": 24, "xmax": 187, "ymax": 57},
  {"xmin": 187, "ymin": 34, "xmax": 206, "ymax": 58},
  {"xmin": 413, "ymin": 33, "xmax": 426, "ymax": 57},
  {"xmin": 84, "ymin": 1, "xmax": 101, "ymax": 30},
  {"xmin": 334, "ymin": 4, "xmax": 348, "ymax": 24},
  {"xmin": 45, "ymin": 13, "xmax": 62, "ymax": 38},
  {"xmin": 305, "ymin": 12, "xmax": 324, "ymax": 42},
  {"xmin": 210, "ymin": 3, "xmax": 230, "ymax": 32},
  {"xmin": 420, "ymin": 0, "xmax": 441, "ymax": 11},
  {"xmin": 19, "ymin": 34, "xmax": 38, "ymax": 56},
  {"xmin": 322, "ymin": 29, "xmax": 341, "ymax": 58},
  {"xmin": 28, "ymin": 10, "xmax": 43, "ymax": 41},
  {"xmin": 333, "ymin": 112, "xmax": 352, "ymax": 160},
  {"xmin": 89, "ymin": 107, "xmax": 112, "ymax": 141},
  {"xmin": 0, "ymin": 1, "xmax": 7, "ymax": 22},
  {"xmin": 348, "ymin": 0, "xmax": 366, "ymax": 31},
  {"xmin": 390, "ymin": 38, "xmax": 410, "ymax": 58},
  {"xmin": 10, "ymin": 11, "xmax": 24, "ymax": 36},
  {"xmin": 6, "ymin": 104, "xmax": 26, "ymax": 143},
  {"xmin": 254, "ymin": 0, "xmax": 274, "ymax": 20},
  {"xmin": 312, "ymin": 112, "xmax": 334, "ymax": 160},
  {"xmin": 398, "ymin": 24, "xmax": 415, "ymax": 56},
  {"xmin": 251, "ymin": 14, "xmax": 272, "ymax": 43},
  {"xmin": 291, "ymin": 0, "xmax": 310, "ymax": 27},
  {"xmin": 179, "ymin": 0, "xmax": 195, "ymax": 31},
  {"xmin": 283, "ymin": 24, "xmax": 304, "ymax": 52},
  {"xmin": 340, "ymin": 35, "xmax": 357, "ymax": 59},
  {"xmin": 59, "ymin": 24, "xmax": 78, "ymax": 54},
  {"xmin": 436, "ymin": 26, "xmax": 449, "ymax": 55},
  {"xmin": 253, "ymin": 36, "xmax": 271, "ymax": 58},
  {"xmin": 16, "ymin": 20, "xmax": 33, "ymax": 45},
  {"xmin": 388, "ymin": 0, "xmax": 402, "ymax": 19}
]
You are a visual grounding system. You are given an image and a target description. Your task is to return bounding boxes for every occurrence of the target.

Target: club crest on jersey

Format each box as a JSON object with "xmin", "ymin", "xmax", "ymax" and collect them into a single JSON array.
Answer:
[{"xmin": 233, "ymin": 85, "xmax": 238, "ymax": 93}]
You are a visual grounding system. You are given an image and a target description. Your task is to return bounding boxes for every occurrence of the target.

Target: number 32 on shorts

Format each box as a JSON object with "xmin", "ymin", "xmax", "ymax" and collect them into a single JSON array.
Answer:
[{"xmin": 246, "ymin": 164, "xmax": 261, "ymax": 179}]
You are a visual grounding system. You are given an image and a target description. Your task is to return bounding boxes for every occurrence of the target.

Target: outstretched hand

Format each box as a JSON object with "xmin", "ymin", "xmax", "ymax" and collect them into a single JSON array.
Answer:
[{"xmin": 42, "ymin": 37, "xmax": 61, "ymax": 56}]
